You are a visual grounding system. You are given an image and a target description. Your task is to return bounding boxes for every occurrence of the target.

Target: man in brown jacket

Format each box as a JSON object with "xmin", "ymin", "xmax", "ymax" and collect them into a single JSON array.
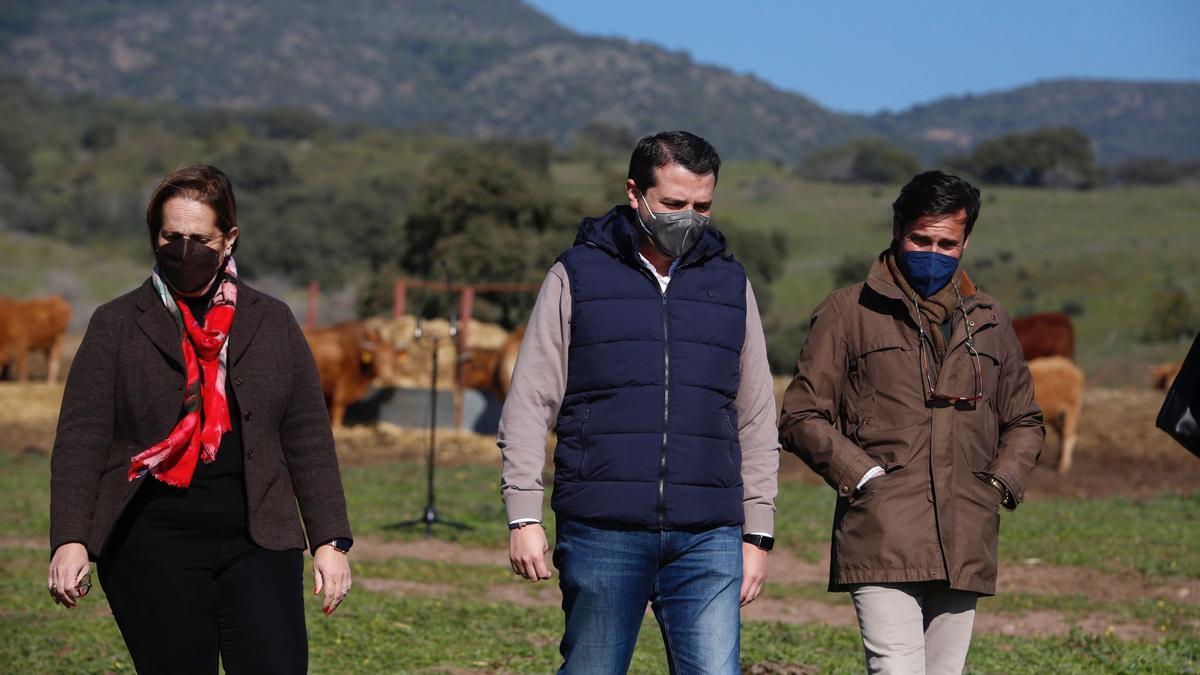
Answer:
[{"xmin": 779, "ymin": 171, "xmax": 1044, "ymax": 674}]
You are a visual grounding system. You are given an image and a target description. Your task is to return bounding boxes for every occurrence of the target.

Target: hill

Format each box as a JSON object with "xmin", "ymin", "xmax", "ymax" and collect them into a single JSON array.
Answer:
[
  {"xmin": 870, "ymin": 79, "xmax": 1200, "ymax": 163},
  {"xmin": 5, "ymin": 1, "xmax": 1197, "ymax": 162},
  {"xmin": 0, "ymin": 0, "xmax": 864, "ymax": 161}
]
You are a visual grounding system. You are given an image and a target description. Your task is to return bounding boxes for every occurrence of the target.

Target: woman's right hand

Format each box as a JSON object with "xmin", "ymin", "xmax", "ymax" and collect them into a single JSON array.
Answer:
[{"xmin": 47, "ymin": 543, "xmax": 91, "ymax": 608}]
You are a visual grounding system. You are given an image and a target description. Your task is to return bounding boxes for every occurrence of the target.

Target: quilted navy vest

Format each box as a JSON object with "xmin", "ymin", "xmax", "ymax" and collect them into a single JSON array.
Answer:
[{"xmin": 550, "ymin": 206, "xmax": 747, "ymax": 530}]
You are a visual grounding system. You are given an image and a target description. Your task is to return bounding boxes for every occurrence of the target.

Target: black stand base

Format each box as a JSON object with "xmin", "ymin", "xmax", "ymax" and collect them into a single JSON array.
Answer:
[
  {"xmin": 385, "ymin": 504, "xmax": 471, "ymax": 539},
  {"xmin": 383, "ymin": 322, "xmax": 473, "ymax": 540}
]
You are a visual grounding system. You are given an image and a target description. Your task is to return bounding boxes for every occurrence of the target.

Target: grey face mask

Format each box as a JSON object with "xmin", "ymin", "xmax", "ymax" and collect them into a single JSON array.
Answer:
[{"xmin": 635, "ymin": 192, "xmax": 710, "ymax": 259}]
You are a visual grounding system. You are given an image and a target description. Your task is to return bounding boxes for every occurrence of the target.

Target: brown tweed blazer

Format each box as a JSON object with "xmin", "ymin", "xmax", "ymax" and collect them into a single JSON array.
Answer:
[{"xmin": 49, "ymin": 278, "xmax": 351, "ymax": 558}]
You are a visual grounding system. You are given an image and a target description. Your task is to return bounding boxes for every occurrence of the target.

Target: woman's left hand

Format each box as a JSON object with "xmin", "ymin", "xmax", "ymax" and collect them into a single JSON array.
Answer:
[{"xmin": 313, "ymin": 544, "xmax": 351, "ymax": 616}]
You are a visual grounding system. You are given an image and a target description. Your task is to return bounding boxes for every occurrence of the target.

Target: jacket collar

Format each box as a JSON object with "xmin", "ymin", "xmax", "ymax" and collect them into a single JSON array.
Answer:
[
  {"xmin": 227, "ymin": 281, "xmax": 265, "ymax": 367},
  {"xmin": 134, "ymin": 278, "xmax": 183, "ymax": 368},
  {"xmin": 864, "ymin": 249, "xmax": 996, "ymax": 345},
  {"xmin": 133, "ymin": 276, "xmax": 266, "ymax": 369},
  {"xmin": 573, "ymin": 205, "xmax": 729, "ymax": 270}
]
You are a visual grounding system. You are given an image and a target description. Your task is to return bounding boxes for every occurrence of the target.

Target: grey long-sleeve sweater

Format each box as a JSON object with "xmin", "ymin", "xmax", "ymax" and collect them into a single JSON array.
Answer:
[{"xmin": 498, "ymin": 261, "xmax": 780, "ymax": 535}]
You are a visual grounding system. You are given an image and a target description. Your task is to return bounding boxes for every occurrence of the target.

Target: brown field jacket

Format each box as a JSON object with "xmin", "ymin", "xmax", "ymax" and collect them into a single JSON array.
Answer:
[
  {"xmin": 779, "ymin": 255, "xmax": 1044, "ymax": 595},
  {"xmin": 50, "ymin": 278, "xmax": 351, "ymax": 559}
]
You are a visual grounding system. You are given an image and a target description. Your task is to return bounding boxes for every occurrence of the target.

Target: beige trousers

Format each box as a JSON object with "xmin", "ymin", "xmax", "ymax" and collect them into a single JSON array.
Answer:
[{"xmin": 850, "ymin": 582, "xmax": 978, "ymax": 675}]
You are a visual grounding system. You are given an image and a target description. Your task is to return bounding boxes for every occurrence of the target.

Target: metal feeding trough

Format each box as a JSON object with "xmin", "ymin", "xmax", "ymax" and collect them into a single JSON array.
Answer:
[{"xmin": 343, "ymin": 386, "xmax": 502, "ymax": 434}]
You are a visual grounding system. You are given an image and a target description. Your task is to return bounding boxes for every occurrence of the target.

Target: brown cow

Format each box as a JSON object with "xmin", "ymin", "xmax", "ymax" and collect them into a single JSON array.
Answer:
[
  {"xmin": 1151, "ymin": 361, "xmax": 1184, "ymax": 391},
  {"xmin": 457, "ymin": 325, "xmax": 524, "ymax": 402},
  {"xmin": 304, "ymin": 320, "xmax": 401, "ymax": 428},
  {"xmin": 0, "ymin": 295, "xmax": 71, "ymax": 382},
  {"xmin": 1012, "ymin": 312, "xmax": 1075, "ymax": 361},
  {"xmin": 0, "ymin": 296, "xmax": 11, "ymax": 374},
  {"xmin": 1028, "ymin": 356, "xmax": 1084, "ymax": 473}
]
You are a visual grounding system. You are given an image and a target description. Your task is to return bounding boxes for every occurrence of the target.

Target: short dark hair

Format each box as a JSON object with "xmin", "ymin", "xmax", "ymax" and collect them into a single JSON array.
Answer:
[
  {"xmin": 145, "ymin": 164, "xmax": 239, "ymax": 253},
  {"xmin": 627, "ymin": 130, "xmax": 721, "ymax": 193},
  {"xmin": 892, "ymin": 170, "xmax": 981, "ymax": 238}
]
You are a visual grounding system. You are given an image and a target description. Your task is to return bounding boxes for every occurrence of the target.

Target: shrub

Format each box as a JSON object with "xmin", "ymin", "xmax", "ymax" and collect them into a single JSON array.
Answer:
[{"xmin": 1142, "ymin": 287, "xmax": 1198, "ymax": 343}]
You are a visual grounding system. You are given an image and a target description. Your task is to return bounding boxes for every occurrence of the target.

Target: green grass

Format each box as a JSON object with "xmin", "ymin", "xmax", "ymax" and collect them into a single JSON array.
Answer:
[
  {"xmin": 0, "ymin": 231, "xmax": 147, "ymax": 314},
  {"xmin": 999, "ymin": 493, "xmax": 1200, "ymax": 580},
  {"xmin": 346, "ymin": 456, "xmax": 1200, "ymax": 582},
  {"xmin": 749, "ymin": 579, "xmax": 1200, "ymax": 641},
  {"xmin": 743, "ymin": 621, "xmax": 1200, "ymax": 675},
  {"xmin": 6, "ymin": 452, "xmax": 1198, "ymax": 580},
  {"xmin": 340, "ymin": 460, "xmax": 555, "ymax": 549},
  {"xmin": 4, "ymin": 542, "xmax": 1196, "ymax": 674},
  {"xmin": 4, "ymin": 452, "xmax": 1198, "ymax": 672},
  {"xmin": 0, "ymin": 451, "xmax": 51, "ymax": 539},
  {"xmin": 353, "ymin": 557, "xmax": 513, "ymax": 594},
  {"xmin": 982, "ymin": 592, "xmax": 1200, "ymax": 638}
]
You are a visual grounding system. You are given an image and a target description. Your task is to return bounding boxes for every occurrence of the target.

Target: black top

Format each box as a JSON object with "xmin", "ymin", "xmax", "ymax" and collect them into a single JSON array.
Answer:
[{"xmin": 137, "ymin": 288, "xmax": 247, "ymax": 515}]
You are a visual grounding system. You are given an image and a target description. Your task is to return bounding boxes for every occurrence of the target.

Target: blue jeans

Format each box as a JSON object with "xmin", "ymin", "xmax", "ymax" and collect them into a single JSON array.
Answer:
[{"xmin": 554, "ymin": 519, "xmax": 742, "ymax": 674}]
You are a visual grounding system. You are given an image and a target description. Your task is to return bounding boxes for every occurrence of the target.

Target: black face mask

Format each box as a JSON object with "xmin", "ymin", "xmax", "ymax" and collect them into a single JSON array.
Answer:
[{"xmin": 156, "ymin": 237, "xmax": 224, "ymax": 294}]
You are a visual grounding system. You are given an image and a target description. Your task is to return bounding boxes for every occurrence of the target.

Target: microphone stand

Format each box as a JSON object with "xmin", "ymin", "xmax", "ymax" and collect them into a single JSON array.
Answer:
[{"xmin": 386, "ymin": 280, "xmax": 471, "ymax": 538}]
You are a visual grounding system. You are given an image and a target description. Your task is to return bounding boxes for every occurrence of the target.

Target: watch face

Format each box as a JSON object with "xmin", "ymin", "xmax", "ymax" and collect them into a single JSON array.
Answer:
[
  {"xmin": 744, "ymin": 535, "xmax": 774, "ymax": 551},
  {"xmin": 333, "ymin": 538, "xmax": 353, "ymax": 553}
]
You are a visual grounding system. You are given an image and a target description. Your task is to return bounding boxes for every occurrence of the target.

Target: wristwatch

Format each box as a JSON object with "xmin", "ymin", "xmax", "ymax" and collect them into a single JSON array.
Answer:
[
  {"xmin": 508, "ymin": 521, "xmax": 541, "ymax": 530},
  {"xmin": 742, "ymin": 534, "xmax": 775, "ymax": 552},
  {"xmin": 329, "ymin": 537, "xmax": 353, "ymax": 554}
]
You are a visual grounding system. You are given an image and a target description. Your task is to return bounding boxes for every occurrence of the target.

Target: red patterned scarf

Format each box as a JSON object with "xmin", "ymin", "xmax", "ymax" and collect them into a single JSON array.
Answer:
[{"xmin": 129, "ymin": 258, "xmax": 238, "ymax": 487}]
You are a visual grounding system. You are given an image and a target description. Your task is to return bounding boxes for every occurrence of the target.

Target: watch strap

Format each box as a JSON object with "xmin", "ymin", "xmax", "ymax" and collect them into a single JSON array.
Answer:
[{"xmin": 742, "ymin": 533, "xmax": 775, "ymax": 551}]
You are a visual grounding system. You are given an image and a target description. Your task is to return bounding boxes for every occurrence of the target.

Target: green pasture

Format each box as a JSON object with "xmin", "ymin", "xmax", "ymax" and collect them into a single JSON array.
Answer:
[
  {"xmin": 559, "ymin": 160, "xmax": 1200, "ymax": 382},
  {"xmin": 1, "ymin": 452, "xmax": 1196, "ymax": 673},
  {"xmin": 6, "ymin": 159, "xmax": 1198, "ymax": 382}
]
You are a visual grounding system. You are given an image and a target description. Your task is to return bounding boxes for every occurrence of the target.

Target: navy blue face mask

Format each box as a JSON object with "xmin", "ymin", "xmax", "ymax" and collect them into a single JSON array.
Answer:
[{"xmin": 901, "ymin": 250, "xmax": 959, "ymax": 297}]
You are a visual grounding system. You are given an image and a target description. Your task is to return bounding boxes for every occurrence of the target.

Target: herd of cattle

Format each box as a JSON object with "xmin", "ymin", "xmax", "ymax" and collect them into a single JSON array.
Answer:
[
  {"xmin": 0, "ymin": 296, "xmax": 1186, "ymax": 474},
  {"xmin": 301, "ymin": 311, "xmax": 1092, "ymax": 471},
  {"xmin": 301, "ymin": 319, "xmax": 522, "ymax": 429}
]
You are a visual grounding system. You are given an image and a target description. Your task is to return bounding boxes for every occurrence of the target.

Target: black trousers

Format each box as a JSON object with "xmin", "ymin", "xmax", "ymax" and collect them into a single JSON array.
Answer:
[{"xmin": 98, "ymin": 510, "xmax": 307, "ymax": 675}]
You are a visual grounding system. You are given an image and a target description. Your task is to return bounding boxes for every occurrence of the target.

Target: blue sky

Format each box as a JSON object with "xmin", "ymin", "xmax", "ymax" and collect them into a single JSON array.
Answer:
[{"xmin": 525, "ymin": 0, "xmax": 1200, "ymax": 114}]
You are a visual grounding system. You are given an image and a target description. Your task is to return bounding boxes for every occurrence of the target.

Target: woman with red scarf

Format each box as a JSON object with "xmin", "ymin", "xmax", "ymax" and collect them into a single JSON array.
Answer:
[{"xmin": 47, "ymin": 165, "xmax": 352, "ymax": 674}]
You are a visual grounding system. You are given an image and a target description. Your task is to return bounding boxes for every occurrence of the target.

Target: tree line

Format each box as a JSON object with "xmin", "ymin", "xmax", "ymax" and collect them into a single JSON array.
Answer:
[
  {"xmin": 797, "ymin": 126, "xmax": 1200, "ymax": 188},
  {"xmin": 0, "ymin": 79, "xmax": 797, "ymax": 348}
]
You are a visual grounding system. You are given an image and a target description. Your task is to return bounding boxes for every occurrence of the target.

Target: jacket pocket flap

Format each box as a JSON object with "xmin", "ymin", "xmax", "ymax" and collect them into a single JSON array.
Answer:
[{"xmin": 859, "ymin": 332, "xmax": 911, "ymax": 356}]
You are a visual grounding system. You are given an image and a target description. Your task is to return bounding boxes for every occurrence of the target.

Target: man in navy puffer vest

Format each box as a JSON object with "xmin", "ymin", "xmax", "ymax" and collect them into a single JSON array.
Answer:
[{"xmin": 499, "ymin": 131, "xmax": 780, "ymax": 674}]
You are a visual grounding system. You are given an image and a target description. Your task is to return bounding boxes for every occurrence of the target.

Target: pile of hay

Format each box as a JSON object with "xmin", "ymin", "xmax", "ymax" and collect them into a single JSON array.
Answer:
[
  {"xmin": 0, "ymin": 383, "xmax": 65, "ymax": 453},
  {"xmin": 371, "ymin": 316, "xmax": 513, "ymax": 390}
]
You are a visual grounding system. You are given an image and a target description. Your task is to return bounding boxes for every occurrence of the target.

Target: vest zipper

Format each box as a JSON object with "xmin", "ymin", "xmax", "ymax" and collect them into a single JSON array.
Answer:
[
  {"xmin": 723, "ymin": 412, "xmax": 737, "ymax": 471},
  {"xmin": 658, "ymin": 287, "xmax": 669, "ymax": 529},
  {"xmin": 636, "ymin": 257, "xmax": 703, "ymax": 530},
  {"xmin": 634, "ymin": 264, "xmax": 671, "ymax": 529}
]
